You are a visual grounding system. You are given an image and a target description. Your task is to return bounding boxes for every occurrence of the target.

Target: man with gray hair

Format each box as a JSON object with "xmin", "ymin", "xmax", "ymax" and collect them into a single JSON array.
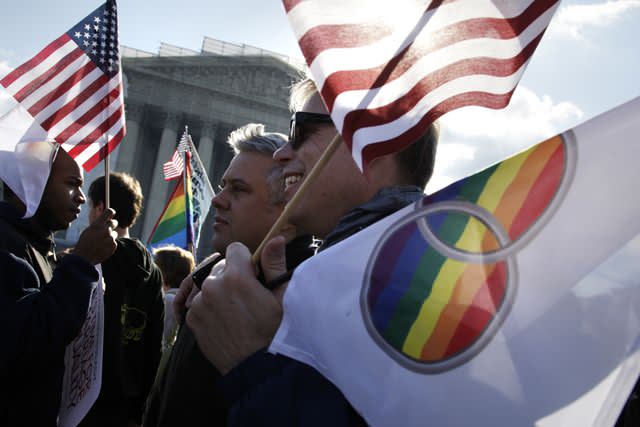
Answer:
[
  {"xmin": 210, "ymin": 123, "xmax": 291, "ymax": 253},
  {"xmin": 144, "ymin": 123, "xmax": 314, "ymax": 427}
]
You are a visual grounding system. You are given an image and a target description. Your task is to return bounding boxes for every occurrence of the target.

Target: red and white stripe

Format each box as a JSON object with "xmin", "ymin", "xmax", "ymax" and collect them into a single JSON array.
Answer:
[
  {"xmin": 0, "ymin": 33, "xmax": 125, "ymax": 172},
  {"xmin": 163, "ymin": 148, "xmax": 185, "ymax": 181},
  {"xmin": 284, "ymin": 0, "xmax": 560, "ymax": 170},
  {"xmin": 163, "ymin": 135, "xmax": 192, "ymax": 180}
]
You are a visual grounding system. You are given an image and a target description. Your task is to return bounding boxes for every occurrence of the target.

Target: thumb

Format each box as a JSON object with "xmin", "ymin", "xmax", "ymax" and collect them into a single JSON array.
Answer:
[
  {"xmin": 98, "ymin": 207, "xmax": 118, "ymax": 228},
  {"xmin": 98, "ymin": 207, "xmax": 115, "ymax": 222},
  {"xmin": 260, "ymin": 235, "xmax": 287, "ymax": 284}
]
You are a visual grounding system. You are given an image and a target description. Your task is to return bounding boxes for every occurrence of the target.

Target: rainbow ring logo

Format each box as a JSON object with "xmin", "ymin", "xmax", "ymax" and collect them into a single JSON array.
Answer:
[{"xmin": 360, "ymin": 132, "xmax": 577, "ymax": 373}]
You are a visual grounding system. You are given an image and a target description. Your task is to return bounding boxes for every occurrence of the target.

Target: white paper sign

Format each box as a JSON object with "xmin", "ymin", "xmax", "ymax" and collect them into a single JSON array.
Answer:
[{"xmin": 58, "ymin": 266, "xmax": 104, "ymax": 427}]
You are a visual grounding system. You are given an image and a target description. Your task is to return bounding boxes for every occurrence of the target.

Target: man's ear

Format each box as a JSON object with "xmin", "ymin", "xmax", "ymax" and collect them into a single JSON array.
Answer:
[
  {"xmin": 95, "ymin": 200, "xmax": 106, "ymax": 215},
  {"xmin": 365, "ymin": 153, "xmax": 401, "ymax": 186}
]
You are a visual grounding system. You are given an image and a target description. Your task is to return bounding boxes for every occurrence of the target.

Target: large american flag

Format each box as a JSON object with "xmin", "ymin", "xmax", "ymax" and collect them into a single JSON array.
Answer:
[
  {"xmin": 284, "ymin": 0, "xmax": 560, "ymax": 170},
  {"xmin": 0, "ymin": 0, "xmax": 124, "ymax": 172}
]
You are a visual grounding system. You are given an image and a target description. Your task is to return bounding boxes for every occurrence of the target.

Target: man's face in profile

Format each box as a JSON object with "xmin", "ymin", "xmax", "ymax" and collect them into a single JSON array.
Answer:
[
  {"xmin": 211, "ymin": 151, "xmax": 284, "ymax": 253},
  {"xmin": 36, "ymin": 150, "xmax": 86, "ymax": 231}
]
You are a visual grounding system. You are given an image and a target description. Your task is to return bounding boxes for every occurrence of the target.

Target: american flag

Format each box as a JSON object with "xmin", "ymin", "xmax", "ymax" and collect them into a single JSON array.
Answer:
[
  {"xmin": 0, "ymin": 0, "xmax": 124, "ymax": 172},
  {"xmin": 284, "ymin": 0, "xmax": 560, "ymax": 170},
  {"xmin": 163, "ymin": 132, "xmax": 191, "ymax": 181},
  {"xmin": 163, "ymin": 149, "xmax": 184, "ymax": 181}
]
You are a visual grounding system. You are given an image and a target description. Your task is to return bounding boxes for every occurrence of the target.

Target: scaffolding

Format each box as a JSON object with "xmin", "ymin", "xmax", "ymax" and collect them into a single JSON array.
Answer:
[{"xmin": 121, "ymin": 36, "xmax": 304, "ymax": 69}]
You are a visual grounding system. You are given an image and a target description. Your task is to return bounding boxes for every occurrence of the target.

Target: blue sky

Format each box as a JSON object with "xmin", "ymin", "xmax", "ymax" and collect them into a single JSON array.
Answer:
[{"xmin": 1, "ymin": 0, "xmax": 639, "ymax": 188}]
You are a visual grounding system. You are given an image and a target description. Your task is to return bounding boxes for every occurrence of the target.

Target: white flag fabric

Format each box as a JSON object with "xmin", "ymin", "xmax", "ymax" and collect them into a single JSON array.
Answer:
[
  {"xmin": 284, "ymin": 0, "xmax": 559, "ymax": 170},
  {"xmin": 270, "ymin": 97, "xmax": 640, "ymax": 426},
  {"xmin": 0, "ymin": 104, "xmax": 57, "ymax": 218},
  {"xmin": 186, "ymin": 136, "xmax": 214, "ymax": 253}
]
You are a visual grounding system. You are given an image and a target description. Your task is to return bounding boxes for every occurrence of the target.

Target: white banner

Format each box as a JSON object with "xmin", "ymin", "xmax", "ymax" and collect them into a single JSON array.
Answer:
[
  {"xmin": 270, "ymin": 97, "xmax": 640, "ymax": 426},
  {"xmin": 58, "ymin": 266, "xmax": 104, "ymax": 427},
  {"xmin": 187, "ymin": 136, "xmax": 214, "ymax": 254}
]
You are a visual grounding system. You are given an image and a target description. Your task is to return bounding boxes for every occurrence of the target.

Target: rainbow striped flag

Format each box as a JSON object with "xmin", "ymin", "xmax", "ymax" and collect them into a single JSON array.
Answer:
[
  {"xmin": 368, "ymin": 136, "xmax": 566, "ymax": 363},
  {"xmin": 270, "ymin": 97, "xmax": 640, "ymax": 426},
  {"xmin": 147, "ymin": 152, "xmax": 194, "ymax": 250}
]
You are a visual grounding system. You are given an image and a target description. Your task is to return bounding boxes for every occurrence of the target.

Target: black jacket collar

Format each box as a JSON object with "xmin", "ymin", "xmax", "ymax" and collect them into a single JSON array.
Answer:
[{"xmin": 0, "ymin": 201, "xmax": 56, "ymax": 259}]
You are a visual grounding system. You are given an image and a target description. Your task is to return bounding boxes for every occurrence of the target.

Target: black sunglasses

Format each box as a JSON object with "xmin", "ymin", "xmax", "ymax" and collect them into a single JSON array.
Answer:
[{"xmin": 289, "ymin": 112, "xmax": 333, "ymax": 150}]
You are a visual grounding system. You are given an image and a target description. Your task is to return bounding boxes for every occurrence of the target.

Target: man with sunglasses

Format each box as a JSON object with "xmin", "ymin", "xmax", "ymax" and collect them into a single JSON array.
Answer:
[{"xmin": 187, "ymin": 77, "xmax": 438, "ymax": 426}]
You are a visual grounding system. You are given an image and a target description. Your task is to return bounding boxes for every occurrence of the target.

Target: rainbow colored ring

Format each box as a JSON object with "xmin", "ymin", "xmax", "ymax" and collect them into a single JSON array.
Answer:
[{"xmin": 360, "ymin": 131, "xmax": 577, "ymax": 373}]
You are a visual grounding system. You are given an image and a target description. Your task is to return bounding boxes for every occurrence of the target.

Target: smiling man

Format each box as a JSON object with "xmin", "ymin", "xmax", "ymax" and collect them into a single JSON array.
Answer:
[{"xmin": 186, "ymin": 77, "xmax": 438, "ymax": 426}]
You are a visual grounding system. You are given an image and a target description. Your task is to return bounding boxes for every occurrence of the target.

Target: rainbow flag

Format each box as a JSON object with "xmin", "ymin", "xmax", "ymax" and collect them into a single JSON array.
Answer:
[
  {"xmin": 270, "ymin": 97, "xmax": 640, "ymax": 426},
  {"xmin": 368, "ymin": 136, "xmax": 566, "ymax": 362},
  {"xmin": 148, "ymin": 152, "xmax": 194, "ymax": 250}
]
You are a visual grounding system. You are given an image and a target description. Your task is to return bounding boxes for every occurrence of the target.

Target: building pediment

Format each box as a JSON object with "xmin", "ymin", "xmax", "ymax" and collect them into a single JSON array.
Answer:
[{"xmin": 123, "ymin": 55, "xmax": 301, "ymax": 106}]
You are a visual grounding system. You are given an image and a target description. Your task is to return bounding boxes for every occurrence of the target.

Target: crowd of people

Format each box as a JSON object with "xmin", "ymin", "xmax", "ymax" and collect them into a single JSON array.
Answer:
[{"xmin": 0, "ymin": 76, "xmax": 637, "ymax": 427}]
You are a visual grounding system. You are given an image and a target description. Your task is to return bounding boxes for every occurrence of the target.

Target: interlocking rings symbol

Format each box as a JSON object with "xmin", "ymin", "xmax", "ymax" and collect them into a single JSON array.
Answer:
[{"xmin": 361, "ymin": 132, "xmax": 577, "ymax": 374}]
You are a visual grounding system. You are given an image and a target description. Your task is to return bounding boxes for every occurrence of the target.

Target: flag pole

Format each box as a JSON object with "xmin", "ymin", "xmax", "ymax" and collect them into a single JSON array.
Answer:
[
  {"xmin": 251, "ymin": 133, "xmax": 341, "ymax": 264},
  {"xmin": 104, "ymin": 143, "xmax": 110, "ymax": 211},
  {"xmin": 182, "ymin": 126, "xmax": 196, "ymax": 259},
  {"xmin": 183, "ymin": 153, "xmax": 193, "ymax": 257}
]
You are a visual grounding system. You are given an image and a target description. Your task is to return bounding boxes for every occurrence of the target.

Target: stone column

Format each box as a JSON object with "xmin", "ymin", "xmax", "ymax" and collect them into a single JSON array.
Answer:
[
  {"xmin": 115, "ymin": 103, "xmax": 144, "ymax": 175},
  {"xmin": 142, "ymin": 112, "xmax": 181, "ymax": 240},
  {"xmin": 196, "ymin": 121, "xmax": 217, "ymax": 180}
]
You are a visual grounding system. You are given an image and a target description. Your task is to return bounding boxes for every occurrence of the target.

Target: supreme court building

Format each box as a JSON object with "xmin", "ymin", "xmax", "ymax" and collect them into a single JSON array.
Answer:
[{"xmin": 61, "ymin": 37, "xmax": 302, "ymax": 257}]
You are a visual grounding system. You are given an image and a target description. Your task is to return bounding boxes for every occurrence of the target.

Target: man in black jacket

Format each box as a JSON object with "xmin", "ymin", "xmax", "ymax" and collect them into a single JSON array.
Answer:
[
  {"xmin": 186, "ymin": 78, "xmax": 438, "ymax": 426},
  {"xmin": 144, "ymin": 123, "xmax": 314, "ymax": 427},
  {"xmin": 0, "ymin": 148, "xmax": 118, "ymax": 426},
  {"xmin": 79, "ymin": 172, "xmax": 164, "ymax": 427}
]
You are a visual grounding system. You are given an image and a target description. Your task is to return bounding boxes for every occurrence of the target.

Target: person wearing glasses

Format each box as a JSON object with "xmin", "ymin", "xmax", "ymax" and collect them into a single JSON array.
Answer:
[{"xmin": 186, "ymin": 77, "xmax": 438, "ymax": 426}]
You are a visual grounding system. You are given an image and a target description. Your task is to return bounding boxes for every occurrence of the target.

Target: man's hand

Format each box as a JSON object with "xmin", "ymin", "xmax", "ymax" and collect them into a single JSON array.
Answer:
[
  {"xmin": 73, "ymin": 208, "xmax": 118, "ymax": 265},
  {"xmin": 173, "ymin": 274, "xmax": 196, "ymax": 324},
  {"xmin": 174, "ymin": 252, "xmax": 223, "ymax": 323},
  {"xmin": 187, "ymin": 236, "xmax": 288, "ymax": 375}
]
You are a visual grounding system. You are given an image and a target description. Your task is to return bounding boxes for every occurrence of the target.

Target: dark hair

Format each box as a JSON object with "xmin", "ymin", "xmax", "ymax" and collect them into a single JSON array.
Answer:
[
  {"xmin": 290, "ymin": 76, "xmax": 439, "ymax": 190},
  {"xmin": 1, "ymin": 181, "xmax": 16, "ymax": 201},
  {"xmin": 153, "ymin": 245, "xmax": 196, "ymax": 289},
  {"xmin": 88, "ymin": 172, "xmax": 143, "ymax": 228},
  {"xmin": 395, "ymin": 123, "xmax": 439, "ymax": 189}
]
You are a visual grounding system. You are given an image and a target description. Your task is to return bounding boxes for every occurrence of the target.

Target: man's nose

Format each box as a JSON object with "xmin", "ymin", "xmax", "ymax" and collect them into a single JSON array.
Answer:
[
  {"xmin": 76, "ymin": 189, "xmax": 86, "ymax": 205},
  {"xmin": 273, "ymin": 142, "xmax": 294, "ymax": 164},
  {"xmin": 212, "ymin": 191, "xmax": 229, "ymax": 210}
]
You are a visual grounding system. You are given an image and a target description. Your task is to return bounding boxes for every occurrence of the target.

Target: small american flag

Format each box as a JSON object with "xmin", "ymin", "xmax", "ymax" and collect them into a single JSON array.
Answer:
[
  {"xmin": 0, "ymin": 0, "xmax": 124, "ymax": 172},
  {"xmin": 284, "ymin": 0, "xmax": 560, "ymax": 170},
  {"xmin": 163, "ymin": 149, "xmax": 184, "ymax": 181},
  {"xmin": 163, "ymin": 131, "xmax": 191, "ymax": 181}
]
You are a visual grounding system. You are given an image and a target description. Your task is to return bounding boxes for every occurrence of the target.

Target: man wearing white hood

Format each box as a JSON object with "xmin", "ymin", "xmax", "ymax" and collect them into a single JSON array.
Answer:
[{"xmin": 0, "ymin": 144, "xmax": 118, "ymax": 426}]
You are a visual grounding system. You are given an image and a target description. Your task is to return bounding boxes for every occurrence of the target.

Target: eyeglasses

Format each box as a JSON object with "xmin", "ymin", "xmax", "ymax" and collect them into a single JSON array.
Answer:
[{"xmin": 289, "ymin": 111, "xmax": 333, "ymax": 150}]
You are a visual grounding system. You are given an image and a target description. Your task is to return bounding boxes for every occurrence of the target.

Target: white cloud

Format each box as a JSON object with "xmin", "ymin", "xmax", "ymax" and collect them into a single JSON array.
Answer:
[
  {"xmin": 547, "ymin": 0, "xmax": 640, "ymax": 40},
  {"xmin": 0, "ymin": 60, "xmax": 12, "ymax": 78},
  {"xmin": 426, "ymin": 86, "xmax": 583, "ymax": 194},
  {"xmin": 0, "ymin": 61, "xmax": 15, "ymax": 117},
  {"xmin": 426, "ymin": 143, "xmax": 477, "ymax": 193}
]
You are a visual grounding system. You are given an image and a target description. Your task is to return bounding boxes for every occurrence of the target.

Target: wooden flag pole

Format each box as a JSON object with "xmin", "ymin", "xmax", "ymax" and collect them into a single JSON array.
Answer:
[
  {"xmin": 104, "ymin": 145, "xmax": 110, "ymax": 211},
  {"xmin": 251, "ymin": 133, "xmax": 342, "ymax": 264},
  {"xmin": 182, "ymin": 126, "xmax": 196, "ymax": 259}
]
